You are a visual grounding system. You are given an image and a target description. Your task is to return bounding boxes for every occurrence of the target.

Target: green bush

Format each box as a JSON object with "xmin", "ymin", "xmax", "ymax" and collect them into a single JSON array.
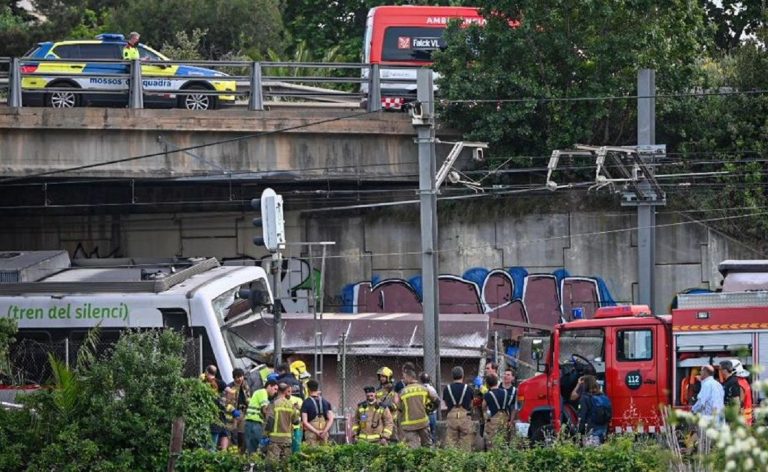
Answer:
[
  {"xmin": 174, "ymin": 437, "xmax": 667, "ymax": 472},
  {"xmin": 1, "ymin": 330, "xmax": 219, "ymax": 471}
]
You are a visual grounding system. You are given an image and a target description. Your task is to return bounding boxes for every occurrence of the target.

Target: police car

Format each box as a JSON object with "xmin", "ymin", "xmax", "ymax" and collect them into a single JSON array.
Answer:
[{"xmin": 21, "ymin": 34, "xmax": 236, "ymax": 110}]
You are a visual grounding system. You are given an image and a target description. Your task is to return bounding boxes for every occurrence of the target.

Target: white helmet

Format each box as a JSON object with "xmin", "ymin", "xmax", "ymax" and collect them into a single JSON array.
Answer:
[{"xmin": 731, "ymin": 359, "xmax": 750, "ymax": 378}]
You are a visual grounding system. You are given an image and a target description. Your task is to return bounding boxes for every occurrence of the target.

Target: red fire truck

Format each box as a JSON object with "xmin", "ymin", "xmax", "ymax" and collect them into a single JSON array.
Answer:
[{"xmin": 516, "ymin": 260, "xmax": 767, "ymax": 440}]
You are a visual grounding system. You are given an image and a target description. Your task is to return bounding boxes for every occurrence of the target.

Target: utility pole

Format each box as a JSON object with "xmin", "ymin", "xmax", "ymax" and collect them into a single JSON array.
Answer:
[
  {"xmin": 271, "ymin": 255, "xmax": 283, "ymax": 366},
  {"xmin": 636, "ymin": 69, "xmax": 660, "ymax": 313},
  {"xmin": 544, "ymin": 70, "xmax": 666, "ymax": 315},
  {"xmin": 414, "ymin": 68, "xmax": 441, "ymax": 393}
]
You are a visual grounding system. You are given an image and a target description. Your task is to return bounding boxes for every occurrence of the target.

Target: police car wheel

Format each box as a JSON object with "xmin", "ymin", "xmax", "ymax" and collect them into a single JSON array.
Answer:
[
  {"xmin": 47, "ymin": 83, "xmax": 79, "ymax": 108},
  {"xmin": 180, "ymin": 86, "xmax": 215, "ymax": 110}
]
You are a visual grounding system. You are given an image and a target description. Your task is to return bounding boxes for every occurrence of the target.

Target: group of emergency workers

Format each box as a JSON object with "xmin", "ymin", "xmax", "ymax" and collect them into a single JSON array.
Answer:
[
  {"xmin": 202, "ymin": 359, "xmax": 335, "ymax": 461},
  {"xmin": 202, "ymin": 358, "xmax": 519, "ymax": 462},
  {"xmin": 351, "ymin": 361, "xmax": 518, "ymax": 451},
  {"xmin": 682, "ymin": 359, "xmax": 754, "ymax": 424}
]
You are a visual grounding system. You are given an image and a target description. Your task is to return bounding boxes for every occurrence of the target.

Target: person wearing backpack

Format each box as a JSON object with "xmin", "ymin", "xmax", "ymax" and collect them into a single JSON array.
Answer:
[{"xmin": 577, "ymin": 375, "xmax": 611, "ymax": 445}]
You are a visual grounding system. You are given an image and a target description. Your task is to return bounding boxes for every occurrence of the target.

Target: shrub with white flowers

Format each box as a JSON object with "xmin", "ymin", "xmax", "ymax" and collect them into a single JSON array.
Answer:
[{"xmin": 667, "ymin": 374, "xmax": 768, "ymax": 472}]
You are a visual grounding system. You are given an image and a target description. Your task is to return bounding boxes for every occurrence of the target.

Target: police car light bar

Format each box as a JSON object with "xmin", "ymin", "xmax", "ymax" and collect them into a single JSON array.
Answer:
[{"xmin": 95, "ymin": 33, "xmax": 125, "ymax": 41}]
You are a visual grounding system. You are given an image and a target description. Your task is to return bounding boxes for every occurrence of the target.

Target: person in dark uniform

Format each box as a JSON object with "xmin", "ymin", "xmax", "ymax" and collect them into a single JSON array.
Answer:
[
  {"xmin": 483, "ymin": 374, "xmax": 512, "ymax": 450},
  {"xmin": 442, "ymin": 366, "xmax": 473, "ymax": 451}
]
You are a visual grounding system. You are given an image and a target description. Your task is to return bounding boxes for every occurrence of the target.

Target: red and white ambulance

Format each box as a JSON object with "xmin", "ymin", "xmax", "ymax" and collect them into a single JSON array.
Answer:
[{"xmin": 361, "ymin": 5, "xmax": 484, "ymax": 110}]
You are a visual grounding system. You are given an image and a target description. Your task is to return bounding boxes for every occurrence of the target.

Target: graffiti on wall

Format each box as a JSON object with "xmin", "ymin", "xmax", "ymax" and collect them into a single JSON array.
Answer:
[
  {"xmin": 259, "ymin": 257, "xmax": 617, "ymax": 325},
  {"xmin": 340, "ymin": 267, "xmax": 616, "ymax": 326},
  {"xmin": 260, "ymin": 256, "xmax": 321, "ymax": 313},
  {"xmin": 71, "ymin": 242, "xmax": 121, "ymax": 259}
]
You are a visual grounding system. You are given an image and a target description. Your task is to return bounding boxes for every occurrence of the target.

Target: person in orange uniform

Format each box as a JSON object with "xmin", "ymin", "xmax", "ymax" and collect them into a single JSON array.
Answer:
[{"xmin": 732, "ymin": 360, "xmax": 753, "ymax": 425}]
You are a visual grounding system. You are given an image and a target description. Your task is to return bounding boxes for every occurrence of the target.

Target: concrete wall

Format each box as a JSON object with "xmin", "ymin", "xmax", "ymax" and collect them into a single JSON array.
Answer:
[
  {"xmin": 0, "ymin": 196, "xmax": 761, "ymax": 312},
  {"xmin": 0, "ymin": 108, "xmax": 417, "ymax": 181}
]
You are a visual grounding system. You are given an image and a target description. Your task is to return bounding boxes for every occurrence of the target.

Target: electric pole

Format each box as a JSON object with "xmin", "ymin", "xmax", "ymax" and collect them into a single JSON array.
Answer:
[{"xmin": 414, "ymin": 69, "xmax": 441, "ymax": 393}]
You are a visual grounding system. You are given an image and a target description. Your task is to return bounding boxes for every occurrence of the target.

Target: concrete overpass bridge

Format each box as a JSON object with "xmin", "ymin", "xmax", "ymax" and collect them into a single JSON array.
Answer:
[{"xmin": 0, "ymin": 106, "xmax": 435, "ymax": 215}]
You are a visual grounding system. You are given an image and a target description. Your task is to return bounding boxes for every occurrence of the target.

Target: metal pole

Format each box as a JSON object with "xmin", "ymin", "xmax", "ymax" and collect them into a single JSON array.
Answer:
[
  {"xmin": 198, "ymin": 335, "xmax": 203, "ymax": 373},
  {"xmin": 272, "ymin": 254, "xmax": 282, "ymax": 366},
  {"xmin": 64, "ymin": 337, "xmax": 70, "ymax": 369},
  {"xmin": 249, "ymin": 61, "xmax": 264, "ymax": 111},
  {"xmin": 637, "ymin": 69, "xmax": 656, "ymax": 312},
  {"xmin": 319, "ymin": 244, "xmax": 327, "ymax": 387},
  {"xmin": 339, "ymin": 332, "xmax": 347, "ymax": 417},
  {"xmin": 129, "ymin": 59, "xmax": 143, "ymax": 109},
  {"xmin": 367, "ymin": 64, "xmax": 381, "ymax": 112},
  {"xmin": 309, "ymin": 244, "xmax": 320, "ymax": 384},
  {"xmin": 415, "ymin": 68, "xmax": 441, "ymax": 399},
  {"xmin": 9, "ymin": 58, "xmax": 22, "ymax": 108}
]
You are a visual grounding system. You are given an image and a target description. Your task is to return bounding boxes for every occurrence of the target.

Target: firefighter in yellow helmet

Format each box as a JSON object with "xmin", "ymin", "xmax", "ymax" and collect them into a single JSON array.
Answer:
[
  {"xmin": 290, "ymin": 360, "xmax": 312, "ymax": 398},
  {"xmin": 375, "ymin": 366, "xmax": 395, "ymax": 404},
  {"xmin": 375, "ymin": 366, "xmax": 399, "ymax": 441}
]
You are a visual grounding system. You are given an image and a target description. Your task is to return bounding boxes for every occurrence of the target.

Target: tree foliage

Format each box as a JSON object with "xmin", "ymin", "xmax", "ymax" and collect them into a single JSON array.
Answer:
[
  {"xmin": 282, "ymin": 0, "xmax": 473, "ymax": 62},
  {"xmin": 106, "ymin": 0, "xmax": 284, "ymax": 59},
  {"xmin": 2, "ymin": 330, "xmax": 219, "ymax": 471},
  {"xmin": 704, "ymin": 0, "xmax": 767, "ymax": 52},
  {"xmin": 434, "ymin": 0, "xmax": 710, "ymax": 163},
  {"xmin": 4, "ymin": 0, "xmax": 284, "ymax": 59},
  {"xmin": 0, "ymin": 317, "xmax": 17, "ymax": 383},
  {"xmin": 661, "ymin": 30, "xmax": 768, "ymax": 247}
]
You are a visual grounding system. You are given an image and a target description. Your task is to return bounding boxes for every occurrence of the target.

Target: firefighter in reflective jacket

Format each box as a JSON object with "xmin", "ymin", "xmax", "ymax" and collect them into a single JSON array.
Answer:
[
  {"xmin": 397, "ymin": 368, "xmax": 438, "ymax": 448},
  {"xmin": 483, "ymin": 374, "xmax": 512, "ymax": 450},
  {"xmin": 352, "ymin": 386, "xmax": 393, "ymax": 444},
  {"xmin": 265, "ymin": 383, "xmax": 300, "ymax": 462},
  {"xmin": 732, "ymin": 360, "xmax": 754, "ymax": 425},
  {"xmin": 376, "ymin": 366, "xmax": 399, "ymax": 439},
  {"xmin": 291, "ymin": 360, "xmax": 312, "ymax": 398}
]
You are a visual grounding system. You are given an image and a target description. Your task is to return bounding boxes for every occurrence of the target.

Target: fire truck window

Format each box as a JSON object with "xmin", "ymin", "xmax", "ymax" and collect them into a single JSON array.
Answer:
[
  {"xmin": 557, "ymin": 328, "xmax": 604, "ymax": 363},
  {"xmin": 617, "ymin": 330, "xmax": 653, "ymax": 361}
]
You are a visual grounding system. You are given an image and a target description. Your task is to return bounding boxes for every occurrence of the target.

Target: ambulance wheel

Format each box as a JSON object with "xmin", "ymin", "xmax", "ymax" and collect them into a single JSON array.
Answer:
[
  {"xmin": 179, "ymin": 85, "xmax": 216, "ymax": 110},
  {"xmin": 46, "ymin": 82, "xmax": 80, "ymax": 108}
]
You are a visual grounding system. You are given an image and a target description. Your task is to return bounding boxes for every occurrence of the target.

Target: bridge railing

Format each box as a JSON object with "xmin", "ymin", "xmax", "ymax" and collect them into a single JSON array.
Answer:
[{"xmin": 0, "ymin": 57, "xmax": 425, "ymax": 112}]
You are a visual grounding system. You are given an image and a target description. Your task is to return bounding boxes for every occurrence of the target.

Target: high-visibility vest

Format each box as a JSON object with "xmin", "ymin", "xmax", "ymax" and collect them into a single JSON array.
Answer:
[
  {"xmin": 398, "ymin": 383, "xmax": 429, "ymax": 431},
  {"xmin": 352, "ymin": 401, "xmax": 393, "ymax": 441},
  {"xmin": 123, "ymin": 45, "xmax": 139, "ymax": 60},
  {"xmin": 245, "ymin": 388, "xmax": 269, "ymax": 423},
  {"xmin": 268, "ymin": 397, "xmax": 298, "ymax": 444},
  {"xmin": 737, "ymin": 377, "xmax": 753, "ymax": 425}
]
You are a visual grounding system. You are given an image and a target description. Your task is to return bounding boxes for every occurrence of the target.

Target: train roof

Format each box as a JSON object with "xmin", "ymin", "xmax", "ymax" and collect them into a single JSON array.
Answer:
[{"xmin": 0, "ymin": 250, "xmax": 261, "ymax": 296}]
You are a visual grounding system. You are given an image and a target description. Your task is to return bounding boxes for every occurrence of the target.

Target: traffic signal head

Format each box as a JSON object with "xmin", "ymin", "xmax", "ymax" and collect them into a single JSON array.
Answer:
[
  {"xmin": 238, "ymin": 287, "xmax": 272, "ymax": 311},
  {"xmin": 251, "ymin": 188, "xmax": 285, "ymax": 253}
]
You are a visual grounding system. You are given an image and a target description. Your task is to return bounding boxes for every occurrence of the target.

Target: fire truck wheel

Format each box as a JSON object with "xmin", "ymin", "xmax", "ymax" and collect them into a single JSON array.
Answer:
[{"xmin": 529, "ymin": 419, "xmax": 554, "ymax": 444}]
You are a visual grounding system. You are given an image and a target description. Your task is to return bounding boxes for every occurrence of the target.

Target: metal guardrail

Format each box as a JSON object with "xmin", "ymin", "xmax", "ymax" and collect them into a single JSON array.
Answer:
[{"xmin": 0, "ymin": 57, "xmax": 426, "ymax": 112}]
